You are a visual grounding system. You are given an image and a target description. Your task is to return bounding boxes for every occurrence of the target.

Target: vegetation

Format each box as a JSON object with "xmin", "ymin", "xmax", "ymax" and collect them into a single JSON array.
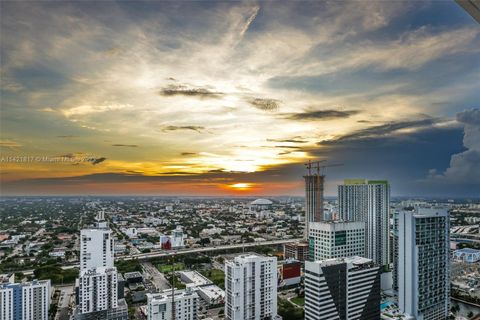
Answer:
[
  {"xmin": 290, "ymin": 296, "xmax": 305, "ymax": 306},
  {"xmin": 33, "ymin": 264, "xmax": 78, "ymax": 284},
  {"xmin": 115, "ymin": 259, "xmax": 142, "ymax": 274},
  {"xmin": 278, "ymin": 297, "xmax": 304, "ymax": 320},
  {"xmin": 202, "ymin": 269, "xmax": 225, "ymax": 289},
  {"xmin": 157, "ymin": 262, "xmax": 185, "ymax": 274}
]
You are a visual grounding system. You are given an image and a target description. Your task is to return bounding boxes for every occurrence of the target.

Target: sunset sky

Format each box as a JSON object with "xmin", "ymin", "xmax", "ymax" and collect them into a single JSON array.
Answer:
[{"xmin": 1, "ymin": 1, "xmax": 479, "ymax": 197}]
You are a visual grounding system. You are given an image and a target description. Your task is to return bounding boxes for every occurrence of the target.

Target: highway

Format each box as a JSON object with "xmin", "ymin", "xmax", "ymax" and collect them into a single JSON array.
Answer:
[
  {"xmin": 19, "ymin": 238, "xmax": 302, "ymax": 275},
  {"xmin": 121, "ymin": 238, "xmax": 302, "ymax": 261}
]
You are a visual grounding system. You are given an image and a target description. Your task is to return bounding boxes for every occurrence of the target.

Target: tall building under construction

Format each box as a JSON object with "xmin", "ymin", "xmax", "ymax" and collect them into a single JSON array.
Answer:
[{"xmin": 304, "ymin": 161, "xmax": 326, "ymax": 239}]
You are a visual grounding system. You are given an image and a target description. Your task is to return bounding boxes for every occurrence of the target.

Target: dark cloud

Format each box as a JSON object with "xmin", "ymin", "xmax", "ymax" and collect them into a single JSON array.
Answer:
[
  {"xmin": 248, "ymin": 98, "xmax": 280, "ymax": 111},
  {"xmin": 286, "ymin": 109, "xmax": 359, "ymax": 121},
  {"xmin": 56, "ymin": 135, "xmax": 78, "ymax": 139},
  {"xmin": 90, "ymin": 157, "xmax": 107, "ymax": 165},
  {"xmin": 163, "ymin": 126, "xmax": 205, "ymax": 133},
  {"xmin": 319, "ymin": 118, "xmax": 441, "ymax": 145},
  {"xmin": 181, "ymin": 152, "xmax": 197, "ymax": 156},
  {"xmin": 159, "ymin": 84, "xmax": 223, "ymax": 98},
  {"xmin": 112, "ymin": 144, "xmax": 138, "ymax": 148},
  {"xmin": 456, "ymin": 108, "xmax": 480, "ymax": 126}
]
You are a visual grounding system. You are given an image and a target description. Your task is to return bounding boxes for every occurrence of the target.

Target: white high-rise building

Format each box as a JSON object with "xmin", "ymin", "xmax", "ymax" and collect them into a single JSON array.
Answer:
[
  {"xmin": 77, "ymin": 267, "xmax": 118, "ymax": 314},
  {"xmin": 305, "ymin": 257, "xmax": 381, "ymax": 320},
  {"xmin": 338, "ymin": 179, "xmax": 390, "ymax": 267},
  {"xmin": 80, "ymin": 222, "xmax": 114, "ymax": 271},
  {"xmin": 308, "ymin": 221, "xmax": 365, "ymax": 261},
  {"xmin": 225, "ymin": 254, "xmax": 277, "ymax": 320},
  {"xmin": 398, "ymin": 208, "xmax": 450, "ymax": 320},
  {"xmin": 146, "ymin": 289, "xmax": 198, "ymax": 320},
  {"xmin": 0, "ymin": 278, "xmax": 51, "ymax": 320}
]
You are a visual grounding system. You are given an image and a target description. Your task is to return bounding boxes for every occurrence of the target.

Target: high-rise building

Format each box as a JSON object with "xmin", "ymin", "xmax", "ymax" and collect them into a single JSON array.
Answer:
[
  {"xmin": 80, "ymin": 221, "xmax": 114, "ymax": 271},
  {"xmin": 308, "ymin": 221, "xmax": 365, "ymax": 261},
  {"xmin": 146, "ymin": 289, "xmax": 198, "ymax": 320},
  {"xmin": 305, "ymin": 256, "xmax": 381, "ymax": 320},
  {"xmin": 76, "ymin": 220, "xmax": 128, "ymax": 320},
  {"xmin": 225, "ymin": 254, "xmax": 277, "ymax": 320},
  {"xmin": 77, "ymin": 267, "xmax": 118, "ymax": 314},
  {"xmin": 398, "ymin": 208, "xmax": 450, "ymax": 320},
  {"xmin": 283, "ymin": 242, "xmax": 309, "ymax": 261},
  {"xmin": 392, "ymin": 210, "xmax": 400, "ymax": 292},
  {"xmin": 0, "ymin": 277, "xmax": 51, "ymax": 320},
  {"xmin": 304, "ymin": 174, "xmax": 325, "ymax": 238},
  {"xmin": 338, "ymin": 179, "xmax": 390, "ymax": 267}
]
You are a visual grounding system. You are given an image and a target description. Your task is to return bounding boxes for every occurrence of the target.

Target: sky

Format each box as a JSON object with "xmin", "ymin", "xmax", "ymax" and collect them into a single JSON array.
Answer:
[{"xmin": 0, "ymin": 1, "xmax": 479, "ymax": 197}]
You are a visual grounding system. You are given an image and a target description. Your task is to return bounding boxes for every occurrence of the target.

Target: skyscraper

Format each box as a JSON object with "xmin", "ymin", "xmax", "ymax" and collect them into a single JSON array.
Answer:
[
  {"xmin": 77, "ymin": 267, "xmax": 119, "ymax": 315},
  {"xmin": 308, "ymin": 221, "xmax": 365, "ymax": 261},
  {"xmin": 304, "ymin": 174, "xmax": 325, "ymax": 238},
  {"xmin": 146, "ymin": 289, "xmax": 198, "ymax": 320},
  {"xmin": 338, "ymin": 179, "xmax": 390, "ymax": 267},
  {"xmin": 225, "ymin": 254, "xmax": 277, "ymax": 320},
  {"xmin": 0, "ymin": 277, "xmax": 51, "ymax": 320},
  {"xmin": 398, "ymin": 208, "xmax": 450, "ymax": 320},
  {"xmin": 305, "ymin": 256, "xmax": 381, "ymax": 320},
  {"xmin": 80, "ymin": 221, "xmax": 114, "ymax": 271},
  {"xmin": 76, "ymin": 219, "xmax": 128, "ymax": 320}
]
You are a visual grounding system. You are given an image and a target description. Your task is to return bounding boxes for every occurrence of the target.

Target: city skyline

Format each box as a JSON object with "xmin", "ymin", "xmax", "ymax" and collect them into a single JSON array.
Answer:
[{"xmin": 1, "ymin": 1, "xmax": 479, "ymax": 197}]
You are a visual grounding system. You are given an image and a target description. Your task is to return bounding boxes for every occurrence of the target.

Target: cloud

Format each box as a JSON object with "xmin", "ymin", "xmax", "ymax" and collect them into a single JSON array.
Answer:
[
  {"xmin": 266, "ymin": 138, "xmax": 308, "ymax": 143},
  {"xmin": 159, "ymin": 84, "xmax": 224, "ymax": 98},
  {"xmin": 90, "ymin": 157, "xmax": 107, "ymax": 165},
  {"xmin": 56, "ymin": 135, "xmax": 78, "ymax": 139},
  {"xmin": 61, "ymin": 104, "xmax": 133, "ymax": 117},
  {"xmin": 286, "ymin": 109, "xmax": 359, "ymax": 121},
  {"xmin": 112, "ymin": 144, "xmax": 138, "ymax": 148},
  {"xmin": 0, "ymin": 140, "xmax": 22, "ymax": 149},
  {"xmin": 248, "ymin": 98, "xmax": 280, "ymax": 111},
  {"xmin": 162, "ymin": 126, "xmax": 205, "ymax": 133},
  {"xmin": 181, "ymin": 152, "xmax": 197, "ymax": 156},
  {"xmin": 427, "ymin": 108, "xmax": 480, "ymax": 184},
  {"xmin": 319, "ymin": 118, "xmax": 444, "ymax": 145}
]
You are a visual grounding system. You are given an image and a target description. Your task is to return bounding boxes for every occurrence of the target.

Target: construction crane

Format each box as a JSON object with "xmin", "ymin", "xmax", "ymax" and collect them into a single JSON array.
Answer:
[{"xmin": 304, "ymin": 160, "xmax": 343, "ymax": 175}]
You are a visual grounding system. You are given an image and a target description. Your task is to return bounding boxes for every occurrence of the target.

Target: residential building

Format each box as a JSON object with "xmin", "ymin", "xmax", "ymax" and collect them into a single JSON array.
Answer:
[
  {"xmin": 305, "ymin": 256, "xmax": 381, "ymax": 320},
  {"xmin": 0, "ymin": 278, "xmax": 51, "ymax": 320},
  {"xmin": 308, "ymin": 221, "xmax": 365, "ymax": 261},
  {"xmin": 225, "ymin": 254, "xmax": 277, "ymax": 320},
  {"xmin": 80, "ymin": 221, "xmax": 114, "ymax": 271},
  {"xmin": 77, "ymin": 267, "xmax": 119, "ymax": 314},
  {"xmin": 338, "ymin": 179, "xmax": 390, "ymax": 267},
  {"xmin": 398, "ymin": 208, "xmax": 450, "ymax": 320},
  {"xmin": 146, "ymin": 288, "xmax": 198, "ymax": 320}
]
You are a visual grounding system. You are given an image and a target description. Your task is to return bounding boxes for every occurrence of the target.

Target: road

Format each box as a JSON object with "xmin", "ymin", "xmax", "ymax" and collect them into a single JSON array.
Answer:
[
  {"xmin": 17, "ymin": 238, "xmax": 301, "ymax": 274},
  {"xmin": 121, "ymin": 238, "xmax": 302, "ymax": 261},
  {"xmin": 54, "ymin": 285, "xmax": 74, "ymax": 320}
]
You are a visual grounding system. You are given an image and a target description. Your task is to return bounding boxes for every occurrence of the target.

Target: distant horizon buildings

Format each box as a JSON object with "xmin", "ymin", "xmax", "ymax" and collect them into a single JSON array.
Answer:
[
  {"xmin": 338, "ymin": 179, "xmax": 390, "ymax": 267},
  {"xmin": 305, "ymin": 256, "xmax": 381, "ymax": 320},
  {"xmin": 398, "ymin": 208, "xmax": 450, "ymax": 320},
  {"xmin": 225, "ymin": 254, "xmax": 278, "ymax": 320}
]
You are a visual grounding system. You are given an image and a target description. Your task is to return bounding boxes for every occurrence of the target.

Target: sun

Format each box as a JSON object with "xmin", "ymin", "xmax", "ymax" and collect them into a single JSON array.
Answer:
[{"xmin": 229, "ymin": 183, "xmax": 252, "ymax": 190}]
